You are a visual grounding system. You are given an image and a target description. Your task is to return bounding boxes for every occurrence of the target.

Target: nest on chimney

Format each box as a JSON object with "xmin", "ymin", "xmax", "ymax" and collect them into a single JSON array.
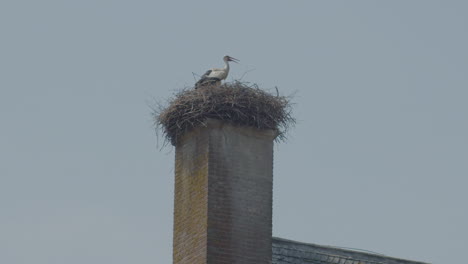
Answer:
[{"xmin": 153, "ymin": 81, "xmax": 295, "ymax": 146}]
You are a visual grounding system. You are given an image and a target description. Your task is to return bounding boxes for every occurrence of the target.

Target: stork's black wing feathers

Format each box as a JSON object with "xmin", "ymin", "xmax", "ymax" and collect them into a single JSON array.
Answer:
[
  {"xmin": 195, "ymin": 69, "xmax": 221, "ymax": 89},
  {"xmin": 195, "ymin": 70, "xmax": 214, "ymax": 89},
  {"xmin": 200, "ymin": 70, "xmax": 212, "ymax": 78}
]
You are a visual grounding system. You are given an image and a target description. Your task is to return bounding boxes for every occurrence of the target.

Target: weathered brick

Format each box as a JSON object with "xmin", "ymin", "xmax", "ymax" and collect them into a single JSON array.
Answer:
[{"xmin": 173, "ymin": 119, "xmax": 276, "ymax": 264}]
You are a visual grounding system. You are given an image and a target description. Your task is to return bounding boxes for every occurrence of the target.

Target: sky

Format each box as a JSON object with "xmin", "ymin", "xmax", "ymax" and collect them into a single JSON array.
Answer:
[{"xmin": 1, "ymin": 1, "xmax": 467, "ymax": 263}]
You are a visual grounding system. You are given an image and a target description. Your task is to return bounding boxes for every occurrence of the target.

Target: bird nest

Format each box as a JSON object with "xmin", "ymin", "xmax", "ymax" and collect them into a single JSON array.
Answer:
[{"xmin": 153, "ymin": 81, "xmax": 295, "ymax": 146}]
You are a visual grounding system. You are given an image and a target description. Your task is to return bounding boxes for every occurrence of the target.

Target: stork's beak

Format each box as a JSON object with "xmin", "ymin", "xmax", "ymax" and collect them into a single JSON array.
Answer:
[{"xmin": 228, "ymin": 56, "xmax": 239, "ymax": 63}]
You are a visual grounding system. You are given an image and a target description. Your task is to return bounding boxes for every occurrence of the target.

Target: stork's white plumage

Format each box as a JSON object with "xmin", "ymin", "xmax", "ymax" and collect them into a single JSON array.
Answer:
[{"xmin": 195, "ymin": 55, "xmax": 239, "ymax": 89}]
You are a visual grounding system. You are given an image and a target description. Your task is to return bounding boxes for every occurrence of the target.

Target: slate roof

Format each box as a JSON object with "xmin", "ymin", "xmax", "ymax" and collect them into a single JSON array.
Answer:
[{"xmin": 272, "ymin": 237, "xmax": 429, "ymax": 264}]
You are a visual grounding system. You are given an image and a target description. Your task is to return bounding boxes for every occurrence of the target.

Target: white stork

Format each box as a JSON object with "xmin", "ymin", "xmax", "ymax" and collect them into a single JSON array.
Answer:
[{"xmin": 195, "ymin": 55, "xmax": 239, "ymax": 89}]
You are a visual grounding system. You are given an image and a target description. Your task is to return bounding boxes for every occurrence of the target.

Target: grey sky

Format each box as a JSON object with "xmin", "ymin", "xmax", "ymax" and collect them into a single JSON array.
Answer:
[{"xmin": 1, "ymin": 1, "xmax": 467, "ymax": 263}]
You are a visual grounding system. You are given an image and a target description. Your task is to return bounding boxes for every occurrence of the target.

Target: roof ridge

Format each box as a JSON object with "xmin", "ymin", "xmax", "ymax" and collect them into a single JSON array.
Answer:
[
  {"xmin": 272, "ymin": 237, "xmax": 430, "ymax": 264},
  {"xmin": 273, "ymin": 244, "xmax": 385, "ymax": 264}
]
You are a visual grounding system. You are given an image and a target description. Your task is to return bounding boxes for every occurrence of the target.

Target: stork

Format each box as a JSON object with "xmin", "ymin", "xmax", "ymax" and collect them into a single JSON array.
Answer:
[{"xmin": 195, "ymin": 55, "xmax": 239, "ymax": 89}]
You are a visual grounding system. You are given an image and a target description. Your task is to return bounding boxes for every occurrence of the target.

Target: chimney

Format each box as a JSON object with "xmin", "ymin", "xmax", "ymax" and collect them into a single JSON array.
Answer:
[
  {"xmin": 173, "ymin": 119, "xmax": 277, "ymax": 264},
  {"xmin": 155, "ymin": 82, "xmax": 292, "ymax": 263}
]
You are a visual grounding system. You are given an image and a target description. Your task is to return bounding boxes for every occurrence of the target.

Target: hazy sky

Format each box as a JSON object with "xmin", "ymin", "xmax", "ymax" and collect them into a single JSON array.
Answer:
[{"xmin": 1, "ymin": 1, "xmax": 467, "ymax": 263}]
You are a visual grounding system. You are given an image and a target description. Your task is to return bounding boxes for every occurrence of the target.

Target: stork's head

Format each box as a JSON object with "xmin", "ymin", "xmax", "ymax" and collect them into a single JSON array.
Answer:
[{"xmin": 224, "ymin": 55, "xmax": 239, "ymax": 63}]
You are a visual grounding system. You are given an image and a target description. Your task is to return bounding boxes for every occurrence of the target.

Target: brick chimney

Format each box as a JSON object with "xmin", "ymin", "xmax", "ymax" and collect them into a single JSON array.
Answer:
[{"xmin": 173, "ymin": 119, "xmax": 277, "ymax": 264}]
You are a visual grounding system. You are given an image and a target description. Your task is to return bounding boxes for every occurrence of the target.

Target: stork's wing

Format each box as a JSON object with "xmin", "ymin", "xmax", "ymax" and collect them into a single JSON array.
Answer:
[
  {"xmin": 195, "ymin": 69, "xmax": 222, "ymax": 89},
  {"xmin": 200, "ymin": 70, "xmax": 212, "ymax": 78}
]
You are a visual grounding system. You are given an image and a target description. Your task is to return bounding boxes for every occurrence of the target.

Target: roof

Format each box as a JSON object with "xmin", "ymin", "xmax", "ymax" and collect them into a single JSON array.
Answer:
[{"xmin": 272, "ymin": 237, "xmax": 429, "ymax": 264}]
